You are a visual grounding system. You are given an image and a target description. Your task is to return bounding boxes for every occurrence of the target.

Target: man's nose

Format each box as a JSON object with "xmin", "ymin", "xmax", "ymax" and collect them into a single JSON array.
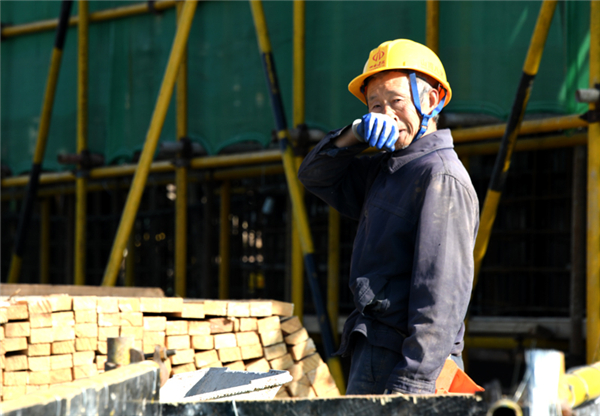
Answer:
[{"xmin": 383, "ymin": 106, "xmax": 399, "ymax": 122}]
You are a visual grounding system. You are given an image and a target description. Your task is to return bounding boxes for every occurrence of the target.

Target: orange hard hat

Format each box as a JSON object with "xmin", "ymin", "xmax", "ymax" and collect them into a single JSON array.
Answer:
[{"xmin": 348, "ymin": 39, "xmax": 452, "ymax": 106}]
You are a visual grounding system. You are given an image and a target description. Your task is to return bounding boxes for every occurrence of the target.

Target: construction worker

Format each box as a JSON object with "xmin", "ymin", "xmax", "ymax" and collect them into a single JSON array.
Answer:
[{"xmin": 298, "ymin": 39, "xmax": 479, "ymax": 395}]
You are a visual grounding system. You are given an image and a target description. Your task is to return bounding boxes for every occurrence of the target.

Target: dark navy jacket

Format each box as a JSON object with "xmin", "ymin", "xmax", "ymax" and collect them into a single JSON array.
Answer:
[{"xmin": 298, "ymin": 127, "xmax": 479, "ymax": 394}]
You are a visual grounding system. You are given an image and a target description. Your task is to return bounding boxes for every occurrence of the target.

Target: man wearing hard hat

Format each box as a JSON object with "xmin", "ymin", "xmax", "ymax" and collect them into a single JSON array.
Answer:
[{"xmin": 299, "ymin": 39, "xmax": 480, "ymax": 395}]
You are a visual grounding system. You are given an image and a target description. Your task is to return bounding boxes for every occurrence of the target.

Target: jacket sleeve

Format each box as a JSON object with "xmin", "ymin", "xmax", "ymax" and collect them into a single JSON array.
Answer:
[
  {"xmin": 385, "ymin": 172, "xmax": 479, "ymax": 394},
  {"xmin": 298, "ymin": 127, "xmax": 379, "ymax": 220}
]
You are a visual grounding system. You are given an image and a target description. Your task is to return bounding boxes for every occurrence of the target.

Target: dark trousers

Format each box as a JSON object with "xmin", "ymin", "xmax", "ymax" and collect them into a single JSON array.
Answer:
[{"xmin": 346, "ymin": 333, "xmax": 464, "ymax": 395}]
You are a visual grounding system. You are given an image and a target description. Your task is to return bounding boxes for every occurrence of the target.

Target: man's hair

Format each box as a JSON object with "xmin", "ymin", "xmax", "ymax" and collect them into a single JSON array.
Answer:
[{"xmin": 362, "ymin": 70, "xmax": 441, "ymax": 123}]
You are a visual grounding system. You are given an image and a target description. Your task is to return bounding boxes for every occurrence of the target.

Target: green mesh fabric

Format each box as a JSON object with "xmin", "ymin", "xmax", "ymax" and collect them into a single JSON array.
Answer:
[{"xmin": 1, "ymin": 1, "xmax": 590, "ymax": 175}]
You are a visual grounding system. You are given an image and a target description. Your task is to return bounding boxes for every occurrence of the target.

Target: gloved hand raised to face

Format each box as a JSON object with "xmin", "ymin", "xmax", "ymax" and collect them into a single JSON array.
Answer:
[{"xmin": 352, "ymin": 113, "xmax": 399, "ymax": 152}]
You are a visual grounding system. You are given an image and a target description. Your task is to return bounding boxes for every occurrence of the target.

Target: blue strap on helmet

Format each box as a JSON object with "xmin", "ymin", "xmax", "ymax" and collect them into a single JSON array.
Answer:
[{"xmin": 409, "ymin": 72, "xmax": 446, "ymax": 142}]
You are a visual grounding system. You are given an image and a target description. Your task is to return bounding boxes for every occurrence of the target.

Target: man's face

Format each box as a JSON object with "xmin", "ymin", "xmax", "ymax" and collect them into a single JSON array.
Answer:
[{"xmin": 365, "ymin": 71, "xmax": 436, "ymax": 150}]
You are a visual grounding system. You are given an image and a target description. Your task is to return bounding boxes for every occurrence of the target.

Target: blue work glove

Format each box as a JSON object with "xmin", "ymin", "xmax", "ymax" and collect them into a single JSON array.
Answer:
[{"xmin": 352, "ymin": 113, "xmax": 399, "ymax": 152}]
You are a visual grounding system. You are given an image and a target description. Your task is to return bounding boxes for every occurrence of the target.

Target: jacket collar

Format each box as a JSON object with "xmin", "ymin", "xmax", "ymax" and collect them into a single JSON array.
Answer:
[{"xmin": 383, "ymin": 129, "xmax": 454, "ymax": 173}]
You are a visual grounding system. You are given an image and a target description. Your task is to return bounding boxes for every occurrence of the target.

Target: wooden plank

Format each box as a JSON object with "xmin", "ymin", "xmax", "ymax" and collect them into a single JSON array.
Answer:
[
  {"xmin": 142, "ymin": 331, "xmax": 165, "ymax": 354},
  {"xmin": 143, "ymin": 316, "xmax": 167, "ymax": 331},
  {"xmin": 6, "ymin": 336, "xmax": 28, "ymax": 351},
  {"xmin": 74, "ymin": 310, "xmax": 97, "ymax": 324},
  {"xmin": 96, "ymin": 355, "xmax": 107, "ymax": 371},
  {"xmin": 244, "ymin": 357, "xmax": 270, "ymax": 373},
  {"xmin": 73, "ymin": 364, "xmax": 98, "ymax": 380},
  {"xmin": 49, "ymin": 295, "xmax": 73, "ymax": 312},
  {"xmin": 120, "ymin": 312, "xmax": 143, "ymax": 327},
  {"xmin": 263, "ymin": 342, "xmax": 287, "ymax": 361},
  {"xmin": 260, "ymin": 329, "xmax": 283, "ymax": 346},
  {"xmin": 257, "ymin": 316, "xmax": 280, "ymax": 333},
  {"xmin": 98, "ymin": 326, "xmax": 119, "ymax": 341},
  {"xmin": 72, "ymin": 296, "xmax": 97, "ymax": 311},
  {"xmin": 28, "ymin": 370, "xmax": 50, "ymax": 385},
  {"xmin": 0, "ymin": 307, "xmax": 7, "ymax": 324},
  {"xmin": 288, "ymin": 374, "xmax": 311, "ymax": 397},
  {"xmin": 120, "ymin": 326, "xmax": 143, "ymax": 340},
  {"xmin": 160, "ymin": 297, "xmax": 183, "ymax": 313},
  {"xmin": 98, "ymin": 341, "xmax": 107, "ymax": 355},
  {"xmin": 307, "ymin": 362, "xmax": 337, "ymax": 396},
  {"xmin": 74, "ymin": 323, "xmax": 98, "ymax": 338},
  {"xmin": 194, "ymin": 350, "xmax": 219, "ymax": 368},
  {"xmin": 203, "ymin": 300, "xmax": 228, "ymax": 316},
  {"xmin": 297, "ymin": 353, "xmax": 323, "ymax": 374},
  {"xmin": 118, "ymin": 297, "xmax": 140, "ymax": 312},
  {"xmin": 170, "ymin": 302, "xmax": 204, "ymax": 319},
  {"xmin": 287, "ymin": 363, "xmax": 304, "ymax": 382},
  {"xmin": 2, "ymin": 385, "xmax": 27, "ymax": 401},
  {"xmin": 171, "ymin": 362, "xmax": 196, "ymax": 376},
  {"xmin": 28, "ymin": 356, "xmax": 50, "ymax": 372},
  {"xmin": 214, "ymin": 333, "xmax": 237, "ymax": 349},
  {"xmin": 97, "ymin": 297, "xmax": 119, "ymax": 314},
  {"xmin": 270, "ymin": 300, "xmax": 294, "ymax": 317},
  {"xmin": 0, "ymin": 284, "xmax": 164, "ymax": 297},
  {"xmin": 140, "ymin": 297, "xmax": 162, "ymax": 313},
  {"xmin": 289, "ymin": 338, "xmax": 316, "ymax": 361},
  {"xmin": 280, "ymin": 316, "xmax": 302, "ymax": 335},
  {"xmin": 49, "ymin": 367, "xmax": 73, "ymax": 383},
  {"xmin": 166, "ymin": 335, "xmax": 190, "ymax": 350},
  {"xmin": 249, "ymin": 301, "xmax": 272, "ymax": 317},
  {"xmin": 7, "ymin": 302, "xmax": 28, "ymax": 321},
  {"xmin": 269, "ymin": 353, "xmax": 294, "ymax": 371},
  {"xmin": 50, "ymin": 354, "xmax": 73, "ymax": 370},
  {"xmin": 98, "ymin": 313, "xmax": 120, "ymax": 327},
  {"xmin": 239, "ymin": 317, "xmax": 258, "ymax": 332},
  {"xmin": 190, "ymin": 335, "xmax": 214, "ymax": 350},
  {"xmin": 24, "ymin": 297, "xmax": 52, "ymax": 315},
  {"xmin": 223, "ymin": 360, "xmax": 244, "ymax": 371},
  {"xmin": 209, "ymin": 317, "xmax": 235, "ymax": 334},
  {"xmin": 198, "ymin": 360, "xmax": 222, "ymax": 369},
  {"xmin": 235, "ymin": 331, "xmax": 260, "ymax": 347},
  {"xmin": 26, "ymin": 384, "xmax": 50, "ymax": 394},
  {"xmin": 3, "ymin": 371, "xmax": 28, "ymax": 386},
  {"xmin": 4, "ymin": 321, "xmax": 30, "ymax": 337},
  {"xmin": 30, "ymin": 313, "xmax": 53, "ymax": 328},
  {"xmin": 52, "ymin": 324, "xmax": 75, "ymax": 342},
  {"xmin": 240, "ymin": 344, "xmax": 263, "ymax": 360},
  {"xmin": 75, "ymin": 338, "xmax": 97, "ymax": 352},
  {"xmin": 275, "ymin": 386, "xmax": 290, "ymax": 398},
  {"xmin": 51, "ymin": 340, "xmax": 75, "ymax": 355},
  {"xmin": 27, "ymin": 343, "xmax": 51, "ymax": 357},
  {"xmin": 188, "ymin": 321, "xmax": 211, "ymax": 336},
  {"xmin": 284, "ymin": 328, "xmax": 309, "ymax": 346},
  {"xmin": 227, "ymin": 302, "xmax": 250, "ymax": 317},
  {"xmin": 218, "ymin": 347, "xmax": 242, "ymax": 363},
  {"xmin": 166, "ymin": 320, "xmax": 188, "ymax": 335},
  {"xmin": 73, "ymin": 351, "xmax": 95, "ymax": 366},
  {"xmin": 169, "ymin": 349, "xmax": 195, "ymax": 366},
  {"xmin": 5, "ymin": 355, "xmax": 28, "ymax": 372}
]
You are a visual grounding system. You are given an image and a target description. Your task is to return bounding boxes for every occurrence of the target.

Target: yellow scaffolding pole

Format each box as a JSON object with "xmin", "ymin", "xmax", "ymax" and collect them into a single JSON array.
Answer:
[
  {"xmin": 219, "ymin": 180, "xmax": 231, "ymax": 299},
  {"xmin": 426, "ymin": 0, "xmax": 439, "ymax": 55},
  {"xmin": 587, "ymin": 0, "xmax": 600, "ymax": 365},
  {"xmin": 328, "ymin": 207, "xmax": 340, "ymax": 345},
  {"xmin": 75, "ymin": 0, "xmax": 89, "ymax": 286},
  {"xmin": 175, "ymin": 1, "xmax": 189, "ymax": 298},
  {"xmin": 102, "ymin": 0, "xmax": 198, "ymax": 287},
  {"xmin": 291, "ymin": 0, "xmax": 306, "ymax": 323},
  {"xmin": 40, "ymin": 198, "xmax": 50, "ymax": 284},
  {"xmin": 473, "ymin": 0, "xmax": 557, "ymax": 284},
  {"xmin": 1, "ymin": 1, "xmax": 177, "ymax": 38},
  {"xmin": 7, "ymin": 1, "xmax": 74, "ymax": 284}
]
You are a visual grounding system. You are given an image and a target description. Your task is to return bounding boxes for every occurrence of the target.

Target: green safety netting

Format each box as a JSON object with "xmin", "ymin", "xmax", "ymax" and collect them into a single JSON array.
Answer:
[{"xmin": 0, "ymin": 1, "xmax": 590, "ymax": 176}]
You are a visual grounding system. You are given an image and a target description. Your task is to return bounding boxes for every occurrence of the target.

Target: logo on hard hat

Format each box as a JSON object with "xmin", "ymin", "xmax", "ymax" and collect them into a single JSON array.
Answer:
[{"xmin": 372, "ymin": 49, "xmax": 385, "ymax": 61}]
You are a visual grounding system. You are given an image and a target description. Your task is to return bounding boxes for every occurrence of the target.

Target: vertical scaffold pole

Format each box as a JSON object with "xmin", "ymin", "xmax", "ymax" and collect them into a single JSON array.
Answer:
[
  {"xmin": 102, "ymin": 0, "xmax": 198, "ymax": 286},
  {"xmin": 472, "ymin": 0, "xmax": 557, "ymax": 285},
  {"xmin": 587, "ymin": 0, "xmax": 600, "ymax": 364},
  {"xmin": 426, "ymin": 0, "xmax": 439, "ymax": 55},
  {"xmin": 7, "ymin": 0, "xmax": 74, "ymax": 284},
  {"xmin": 175, "ymin": 1, "xmax": 189, "ymax": 297},
  {"xmin": 40, "ymin": 198, "xmax": 51, "ymax": 284},
  {"xmin": 291, "ymin": 0, "xmax": 305, "ymax": 322},
  {"xmin": 249, "ymin": 0, "xmax": 345, "ymax": 392},
  {"xmin": 75, "ymin": 0, "xmax": 89, "ymax": 285}
]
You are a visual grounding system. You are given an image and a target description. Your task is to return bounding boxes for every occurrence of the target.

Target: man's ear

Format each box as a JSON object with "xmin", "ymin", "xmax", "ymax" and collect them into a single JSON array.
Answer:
[{"xmin": 427, "ymin": 88, "xmax": 440, "ymax": 115}]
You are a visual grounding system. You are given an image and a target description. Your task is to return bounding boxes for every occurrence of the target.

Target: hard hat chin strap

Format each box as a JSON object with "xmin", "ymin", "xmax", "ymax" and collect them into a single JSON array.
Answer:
[{"xmin": 409, "ymin": 72, "xmax": 446, "ymax": 142}]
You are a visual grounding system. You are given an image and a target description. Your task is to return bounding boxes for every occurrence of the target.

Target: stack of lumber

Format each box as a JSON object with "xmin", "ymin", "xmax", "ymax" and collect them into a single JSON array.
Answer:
[{"xmin": 0, "ymin": 295, "xmax": 340, "ymax": 402}]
